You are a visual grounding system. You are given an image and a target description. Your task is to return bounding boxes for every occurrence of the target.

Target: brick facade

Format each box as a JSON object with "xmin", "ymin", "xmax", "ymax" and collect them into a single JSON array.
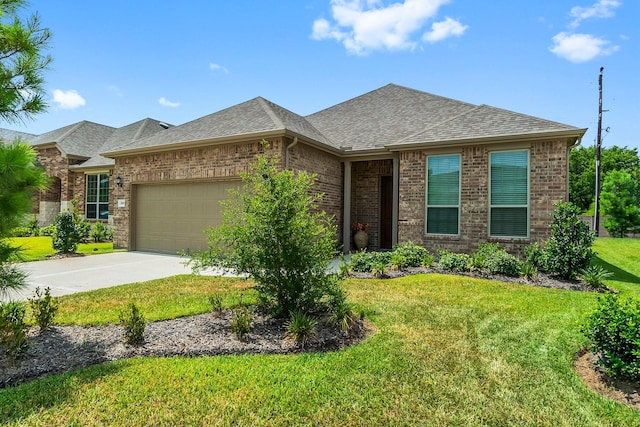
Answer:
[{"xmin": 398, "ymin": 139, "xmax": 569, "ymax": 256}]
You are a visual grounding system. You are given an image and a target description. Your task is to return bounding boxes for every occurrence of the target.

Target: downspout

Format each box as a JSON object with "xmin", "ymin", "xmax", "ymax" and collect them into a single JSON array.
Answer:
[{"xmin": 285, "ymin": 137, "xmax": 299, "ymax": 169}]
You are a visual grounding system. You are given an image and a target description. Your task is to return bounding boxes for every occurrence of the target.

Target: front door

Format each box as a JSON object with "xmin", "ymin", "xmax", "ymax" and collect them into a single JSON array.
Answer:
[{"xmin": 380, "ymin": 175, "xmax": 393, "ymax": 250}]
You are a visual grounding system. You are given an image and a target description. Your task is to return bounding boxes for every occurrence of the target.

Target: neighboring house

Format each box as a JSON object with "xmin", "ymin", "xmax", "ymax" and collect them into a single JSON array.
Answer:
[{"xmin": 14, "ymin": 84, "xmax": 587, "ymax": 256}]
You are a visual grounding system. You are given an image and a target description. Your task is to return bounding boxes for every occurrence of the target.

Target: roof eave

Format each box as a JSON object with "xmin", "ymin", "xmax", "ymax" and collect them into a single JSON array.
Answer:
[{"xmin": 387, "ymin": 129, "xmax": 588, "ymax": 152}]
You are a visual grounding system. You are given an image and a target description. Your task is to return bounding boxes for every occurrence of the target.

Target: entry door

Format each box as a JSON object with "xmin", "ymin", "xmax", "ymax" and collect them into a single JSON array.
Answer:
[{"xmin": 380, "ymin": 176, "xmax": 393, "ymax": 250}]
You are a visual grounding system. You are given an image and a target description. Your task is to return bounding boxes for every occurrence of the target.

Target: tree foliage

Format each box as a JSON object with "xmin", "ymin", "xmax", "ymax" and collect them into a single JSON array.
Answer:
[
  {"xmin": 569, "ymin": 145, "xmax": 640, "ymax": 211},
  {"xmin": 0, "ymin": 0, "xmax": 52, "ymax": 124},
  {"xmin": 600, "ymin": 170, "xmax": 640, "ymax": 238},
  {"xmin": 189, "ymin": 147, "xmax": 342, "ymax": 316}
]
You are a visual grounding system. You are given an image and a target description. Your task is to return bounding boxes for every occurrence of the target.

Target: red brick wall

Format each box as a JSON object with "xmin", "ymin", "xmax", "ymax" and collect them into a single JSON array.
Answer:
[
  {"xmin": 398, "ymin": 139, "xmax": 569, "ymax": 256},
  {"xmin": 112, "ymin": 139, "xmax": 284, "ymax": 249}
]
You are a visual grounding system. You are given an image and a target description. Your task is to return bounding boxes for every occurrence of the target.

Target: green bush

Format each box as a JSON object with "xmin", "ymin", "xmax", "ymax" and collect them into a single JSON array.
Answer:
[
  {"xmin": 0, "ymin": 301, "xmax": 29, "ymax": 360},
  {"xmin": 119, "ymin": 302, "xmax": 146, "ymax": 345},
  {"xmin": 349, "ymin": 251, "xmax": 392, "ymax": 273},
  {"xmin": 582, "ymin": 294, "xmax": 640, "ymax": 381},
  {"xmin": 580, "ymin": 265, "xmax": 613, "ymax": 290},
  {"xmin": 523, "ymin": 242, "xmax": 545, "ymax": 269},
  {"xmin": 485, "ymin": 250, "xmax": 522, "ymax": 277},
  {"xmin": 470, "ymin": 242, "xmax": 502, "ymax": 270},
  {"xmin": 392, "ymin": 241, "xmax": 432, "ymax": 268},
  {"xmin": 90, "ymin": 222, "xmax": 112, "ymax": 243},
  {"xmin": 388, "ymin": 252, "xmax": 407, "ymax": 270},
  {"xmin": 11, "ymin": 226, "xmax": 32, "ymax": 237},
  {"xmin": 438, "ymin": 251, "xmax": 470, "ymax": 273},
  {"xmin": 284, "ymin": 310, "xmax": 317, "ymax": 347},
  {"xmin": 231, "ymin": 306, "xmax": 253, "ymax": 340},
  {"xmin": 544, "ymin": 202, "xmax": 595, "ymax": 280},
  {"xmin": 329, "ymin": 301, "xmax": 355, "ymax": 332},
  {"xmin": 52, "ymin": 211, "xmax": 85, "ymax": 253},
  {"xmin": 208, "ymin": 293, "xmax": 224, "ymax": 315},
  {"xmin": 28, "ymin": 286, "xmax": 58, "ymax": 331},
  {"xmin": 39, "ymin": 224, "xmax": 56, "ymax": 236},
  {"xmin": 520, "ymin": 262, "xmax": 537, "ymax": 280}
]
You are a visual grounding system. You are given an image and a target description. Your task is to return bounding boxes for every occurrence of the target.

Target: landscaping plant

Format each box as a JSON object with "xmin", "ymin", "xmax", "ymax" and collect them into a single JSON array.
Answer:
[
  {"xmin": 52, "ymin": 211, "xmax": 85, "ymax": 253},
  {"xmin": 119, "ymin": 302, "xmax": 146, "ymax": 345},
  {"xmin": 544, "ymin": 202, "xmax": 595, "ymax": 280},
  {"xmin": 230, "ymin": 306, "xmax": 253, "ymax": 340},
  {"xmin": 582, "ymin": 293, "xmax": 640, "ymax": 381},
  {"xmin": 284, "ymin": 310, "xmax": 317, "ymax": 347},
  {"xmin": 189, "ymin": 144, "xmax": 343, "ymax": 316},
  {"xmin": 438, "ymin": 250, "xmax": 470, "ymax": 273},
  {"xmin": 28, "ymin": 286, "xmax": 58, "ymax": 331},
  {"xmin": 580, "ymin": 265, "xmax": 613, "ymax": 290},
  {"xmin": 0, "ymin": 301, "xmax": 29, "ymax": 360}
]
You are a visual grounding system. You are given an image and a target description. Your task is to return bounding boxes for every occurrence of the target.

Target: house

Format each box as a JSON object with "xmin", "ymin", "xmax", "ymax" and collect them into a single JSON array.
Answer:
[{"xmin": 18, "ymin": 84, "xmax": 587, "ymax": 256}]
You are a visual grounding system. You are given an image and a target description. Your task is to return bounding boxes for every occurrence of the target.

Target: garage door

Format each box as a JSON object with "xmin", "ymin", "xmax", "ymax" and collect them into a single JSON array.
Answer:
[{"xmin": 134, "ymin": 181, "xmax": 239, "ymax": 254}]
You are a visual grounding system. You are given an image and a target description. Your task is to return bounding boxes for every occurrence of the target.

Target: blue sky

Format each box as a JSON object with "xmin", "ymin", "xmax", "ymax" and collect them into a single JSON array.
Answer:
[{"xmin": 14, "ymin": 0, "xmax": 639, "ymax": 151}]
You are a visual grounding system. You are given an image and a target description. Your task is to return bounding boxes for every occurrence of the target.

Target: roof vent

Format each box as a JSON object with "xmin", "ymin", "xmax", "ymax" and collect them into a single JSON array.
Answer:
[{"xmin": 158, "ymin": 122, "xmax": 170, "ymax": 129}]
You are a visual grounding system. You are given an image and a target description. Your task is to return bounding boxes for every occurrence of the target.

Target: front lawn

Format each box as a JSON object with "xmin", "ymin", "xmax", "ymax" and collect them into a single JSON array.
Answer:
[
  {"xmin": 7, "ymin": 236, "xmax": 121, "ymax": 262},
  {"xmin": 1, "ymin": 238, "xmax": 639, "ymax": 425}
]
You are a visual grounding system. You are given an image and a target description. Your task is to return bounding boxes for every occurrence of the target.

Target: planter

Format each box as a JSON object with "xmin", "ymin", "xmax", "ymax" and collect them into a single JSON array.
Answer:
[{"xmin": 353, "ymin": 230, "xmax": 369, "ymax": 251}]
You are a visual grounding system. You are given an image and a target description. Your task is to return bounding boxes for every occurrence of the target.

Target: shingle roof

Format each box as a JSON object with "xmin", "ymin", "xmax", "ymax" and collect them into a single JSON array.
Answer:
[
  {"xmin": 398, "ymin": 104, "xmax": 584, "ymax": 145},
  {"xmin": 0, "ymin": 128, "xmax": 37, "ymax": 144},
  {"xmin": 104, "ymin": 97, "xmax": 328, "ymax": 155},
  {"xmin": 305, "ymin": 84, "xmax": 477, "ymax": 150},
  {"xmin": 30, "ymin": 121, "xmax": 116, "ymax": 158}
]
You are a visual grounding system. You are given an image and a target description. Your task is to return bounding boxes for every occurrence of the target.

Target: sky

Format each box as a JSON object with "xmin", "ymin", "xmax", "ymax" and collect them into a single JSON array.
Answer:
[{"xmin": 10, "ymin": 0, "xmax": 639, "ymax": 151}]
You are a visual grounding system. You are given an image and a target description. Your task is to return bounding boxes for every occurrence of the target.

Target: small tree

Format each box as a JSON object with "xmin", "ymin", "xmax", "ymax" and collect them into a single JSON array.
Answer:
[
  {"xmin": 544, "ymin": 202, "xmax": 595, "ymax": 280},
  {"xmin": 600, "ymin": 170, "xmax": 640, "ymax": 238},
  {"xmin": 190, "ymin": 145, "xmax": 342, "ymax": 316},
  {"xmin": 52, "ymin": 211, "xmax": 84, "ymax": 253}
]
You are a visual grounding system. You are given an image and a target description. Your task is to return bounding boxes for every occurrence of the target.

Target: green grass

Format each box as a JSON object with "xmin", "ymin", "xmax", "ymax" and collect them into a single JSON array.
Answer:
[
  {"xmin": 593, "ymin": 237, "xmax": 640, "ymax": 298},
  {"xmin": 1, "ymin": 238, "xmax": 640, "ymax": 425},
  {"xmin": 8, "ymin": 236, "xmax": 122, "ymax": 262}
]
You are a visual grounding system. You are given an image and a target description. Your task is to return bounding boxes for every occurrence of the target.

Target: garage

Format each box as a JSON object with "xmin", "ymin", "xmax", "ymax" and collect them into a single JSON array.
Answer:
[{"xmin": 133, "ymin": 181, "xmax": 240, "ymax": 254}]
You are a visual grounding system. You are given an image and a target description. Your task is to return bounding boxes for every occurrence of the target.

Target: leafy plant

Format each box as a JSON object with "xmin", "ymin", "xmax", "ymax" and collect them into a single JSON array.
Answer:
[
  {"xmin": 189, "ymin": 145, "xmax": 342, "ymax": 317},
  {"xmin": 580, "ymin": 265, "xmax": 613, "ymax": 290},
  {"xmin": 39, "ymin": 224, "xmax": 56, "ymax": 236},
  {"xmin": 485, "ymin": 250, "xmax": 522, "ymax": 277},
  {"xmin": 90, "ymin": 222, "xmax": 112, "ymax": 243},
  {"xmin": 348, "ymin": 251, "xmax": 392, "ymax": 273},
  {"xmin": 438, "ymin": 251, "xmax": 470, "ymax": 273},
  {"xmin": 284, "ymin": 310, "xmax": 317, "ymax": 347},
  {"xmin": 0, "ymin": 263, "xmax": 27, "ymax": 300},
  {"xmin": 208, "ymin": 293, "xmax": 224, "ymax": 316},
  {"xmin": 388, "ymin": 252, "xmax": 407, "ymax": 271},
  {"xmin": 29, "ymin": 286, "xmax": 58, "ymax": 331},
  {"xmin": 371, "ymin": 262, "xmax": 387, "ymax": 278},
  {"xmin": 119, "ymin": 302, "xmax": 146, "ymax": 345},
  {"xmin": 544, "ymin": 202, "xmax": 595, "ymax": 280},
  {"xmin": 582, "ymin": 294, "xmax": 640, "ymax": 381},
  {"xmin": 600, "ymin": 169, "xmax": 640, "ymax": 238},
  {"xmin": 329, "ymin": 301, "xmax": 355, "ymax": 332},
  {"xmin": 523, "ymin": 242, "xmax": 545, "ymax": 269},
  {"xmin": 0, "ymin": 301, "xmax": 29, "ymax": 360},
  {"xmin": 392, "ymin": 241, "xmax": 432, "ymax": 268},
  {"xmin": 230, "ymin": 306, "xmax": 253, "ymax": 340},
  {"xmin": 470, "ymin": 242, "xmax": 501, "ymax": 271},
  {"xmin": 520, "ymin": 262, "xmax": 537, "ymax": 281},
  {"xmin": 52, "ymin": 211, "xmax": 85, "ymax": 253}
]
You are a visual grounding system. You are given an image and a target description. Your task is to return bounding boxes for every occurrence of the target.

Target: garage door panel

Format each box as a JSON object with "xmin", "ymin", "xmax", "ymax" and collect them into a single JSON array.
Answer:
[{"xmin": 135, "ymin": 181, "xmax": 238, "ymax": 254}]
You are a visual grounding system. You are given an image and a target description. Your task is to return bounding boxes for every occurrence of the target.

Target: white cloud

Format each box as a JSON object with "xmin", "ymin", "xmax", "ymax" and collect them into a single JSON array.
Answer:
[
  {"xmin": 550, "ymin": 32, "xmax": 618, "ymax": 63},
  {"xmin": 52, "ymin": 89, "xmax": 86, "ymax": 110},
  {"xmin": 158, "ymin": 97, "xmax": 181, "ymax": 108},
  {"xmin": 423, "ymin": 16, "xmax": 468, "ymax": 43},
  {"xmin": 312, "ymin": 0, "xmax": 466, "ymax": 55},
  {"xmin": 209, "ymin": 63, "xmax": 229, "ymax": 74},
  {"xmin": 569, "ymin": 0, "xmax": 621, "ymax": 28}
]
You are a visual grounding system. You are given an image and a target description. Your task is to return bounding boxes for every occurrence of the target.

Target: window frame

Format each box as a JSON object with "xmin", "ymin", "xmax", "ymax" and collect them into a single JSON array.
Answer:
[
  {"xmin": 425, "ymin": 153, "xmax": 461, "ymax": 236},
  {"xmin": 85, "ymin": 172, "xmax": 110, "ymax": 221},
  {"xmin": 488, "ymin": 149, "xmax": 530, "ymax": 238}
]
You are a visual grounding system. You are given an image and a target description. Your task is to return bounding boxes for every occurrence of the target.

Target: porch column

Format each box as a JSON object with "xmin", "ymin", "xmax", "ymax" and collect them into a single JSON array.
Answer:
[
  {"xmin": 343, "ymin": 161, "xmax": 352, "ymax": 254},
  {"xmin": 392, "ymin": 155, "xmax": 399, "ymax": 246}
]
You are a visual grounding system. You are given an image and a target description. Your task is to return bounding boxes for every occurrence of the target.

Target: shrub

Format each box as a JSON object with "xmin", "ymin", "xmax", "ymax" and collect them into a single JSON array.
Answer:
[
  {"xmin": 581, "ymin": 265, "xmax": 613, "ymax": 290},
  {"xmin": 28, "ymin": 286, "xmax": 58, "ymax": 332},
  {"xmin": 0, "ymin": 263, "xmax": 28, "ymax": 298},
  {"xmin": 348, "ymin": 251, "xmax": 392, "ymax": 273},
  {"xmin": 582, "ymin": 294, "xmax": 640, "ymax": 381},
  {"xmin": 371, "ymin": 262, "xmax": 387, "ymax": 278},
  {"xmin": 544, "ymin": 202, "xmax": 595, "ymax": 280},
  {"xmin": 39, "ymin": 224, "xmax": 56, "ymax": 236},
  {"xmin": 52, "ymin": 211, "xmax": 85, "ymax": 253},
  {"xmin": 90, "ymin": 222, "xmax": 111, "ymax": 243},
  {"xmin": 0, "ymin": 301, "xmax": 29, "ymax": 360},
  {"xmin": 11, "ymin": 226, "xmax": 32, "ymax": 237},
  {"xmin": 520, "ymin": 262, "xmax": 538, "ymax": 281},
  {"xmin": 470, "ymin": 242, "xmax": 502, "ymax": 271},
  {"xmin": 438, "ymin": 251, "xmax": 470, "ymax": 273},
  {"xmin": 189, "ymin": 146, "xmax": 343, "ymax": 317},
  {"xmin": 523, "ymin": 242, "xmax": 545, "ymax": 269},
  {"xmin": 392, "ymin": 241, "xmax": 431, "ymax": 268},
  {"xmin": 388, "ymin": 252, "xmax": 407, "ymax": 271},
  {"xmin": 119, "ymin": 302, "xmax": 146, "ymax": 345},
  {"xmin": 230, "ymin": 306, "xmax": 253, "ymax": 340},
  {"xmin": 485, "ymin": 250, "xmax": 522, "ymax": 277},
  {"xmin": 208, "ymin": 293, "xmax": 224, "ymax": 315},
  {"xmin": 329, "ymin": 301, "xmax": 355, "ymax": 332},
  {"xmin": 284, "ymin": 310, "xmax": 317, "ymax": 347}
]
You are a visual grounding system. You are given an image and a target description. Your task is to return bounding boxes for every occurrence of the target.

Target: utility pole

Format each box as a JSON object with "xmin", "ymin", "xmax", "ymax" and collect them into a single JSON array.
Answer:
[{"xmin": 593, "ymin": 67, "xmax": 604, "ymax": 236}]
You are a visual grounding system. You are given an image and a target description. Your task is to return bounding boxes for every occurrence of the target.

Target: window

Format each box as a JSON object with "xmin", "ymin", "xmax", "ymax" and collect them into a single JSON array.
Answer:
[
  {"xmin": 489, "ymin": 150, "xmax": 529, "ymax": 237},
  {"xmin": 86, "ymin": 173, "xmax": 109, "ymax": 220},
  {"xmin": 426, "ymin": 154, "xmax": 460, "ymax": 235}
]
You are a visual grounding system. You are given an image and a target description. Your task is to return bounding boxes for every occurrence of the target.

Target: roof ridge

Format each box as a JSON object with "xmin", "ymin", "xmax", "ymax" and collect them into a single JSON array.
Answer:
[{"xmin": 256, "ymin": 97, "xmax": 285, "ymax": 129}]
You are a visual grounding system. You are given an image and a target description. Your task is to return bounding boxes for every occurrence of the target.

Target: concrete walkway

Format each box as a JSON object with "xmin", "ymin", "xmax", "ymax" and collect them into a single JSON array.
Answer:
[{"xmin": 3, "ymin": 252, "xmax": 348, "ymax": 302}]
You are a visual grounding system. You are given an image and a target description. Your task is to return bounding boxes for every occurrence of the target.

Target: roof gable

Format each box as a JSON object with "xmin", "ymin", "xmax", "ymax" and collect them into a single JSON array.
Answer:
[{"xmin": 31, "ymin": 121, "xmax": 116, "ymax": 158}]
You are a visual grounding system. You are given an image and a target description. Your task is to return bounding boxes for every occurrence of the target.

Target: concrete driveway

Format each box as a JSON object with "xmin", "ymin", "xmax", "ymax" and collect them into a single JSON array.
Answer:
[{"xmin": 3, "ymin": 252, "xmax": 228, "ymax": 302}]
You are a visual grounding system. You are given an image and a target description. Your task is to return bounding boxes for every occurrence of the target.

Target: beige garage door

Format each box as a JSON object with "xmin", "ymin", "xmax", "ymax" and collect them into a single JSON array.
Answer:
[{"xmin": 134, "ymin": 181, "xmax": 239, "ymax": 254}]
